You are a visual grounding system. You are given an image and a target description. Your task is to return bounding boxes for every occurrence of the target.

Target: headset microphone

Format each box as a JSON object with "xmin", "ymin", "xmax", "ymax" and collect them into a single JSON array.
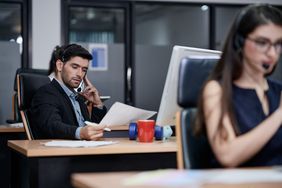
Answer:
[{"xmin": 262, "ymin": 64, "xmax": 270, "ymax": 70}]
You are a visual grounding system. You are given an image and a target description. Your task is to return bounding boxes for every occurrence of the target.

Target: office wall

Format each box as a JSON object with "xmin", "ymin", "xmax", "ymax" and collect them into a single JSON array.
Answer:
[
  {"xmin": 135, "ymin": 45, "xmax": 172, "ymax": 112},
  {"xmin": 135, "ymin": 6, "xmax": 209, "ymax": 48},
  {"xmin": 134, "ymin": 5, "xmax": 209, "ymax": 111},
  {"xmin": 86, "ymin": 44, "xmax": 125, "ymax": 108},
  {"xmin": 215, "ymin": 7, "xmax": 239, "ymax": 50},
  {"xmin": 32, "ymin": 0, "xmax": 61, "ymax": 69},
  {"xmin": 0, "ymin": 42, "xmax": 20, "ymax": 124}
]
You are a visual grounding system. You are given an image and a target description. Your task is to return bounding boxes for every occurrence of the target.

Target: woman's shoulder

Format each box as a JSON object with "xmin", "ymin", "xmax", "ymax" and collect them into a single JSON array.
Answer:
[
  {"xmin": 204, "ymin": 80, "xmax": 222, "ymax": 91},
  {"xmin": 203, "ymin": 80, "xmax": 222, "ymax": 98}
]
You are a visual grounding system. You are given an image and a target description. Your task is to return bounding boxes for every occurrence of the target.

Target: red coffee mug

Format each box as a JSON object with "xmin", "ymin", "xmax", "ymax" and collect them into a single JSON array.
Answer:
[{"xmin": 137, "ymin": 120, "xmax": 155, "ymax": 142}]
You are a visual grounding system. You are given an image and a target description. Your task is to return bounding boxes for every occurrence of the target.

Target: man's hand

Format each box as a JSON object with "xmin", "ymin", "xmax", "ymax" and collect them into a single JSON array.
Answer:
[
  {"xmin": 79, "ymin": 76, "xmax": 103, "ymax": 107},
  {"xmin": 80, "ymin": 124, "xmax": 105, "ymax": 140}
]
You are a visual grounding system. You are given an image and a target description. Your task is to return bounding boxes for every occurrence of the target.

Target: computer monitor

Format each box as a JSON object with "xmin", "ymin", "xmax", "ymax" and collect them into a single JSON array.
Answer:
[{"xmin": 156, "ymin": 45, "xmax": 221, "ymax": 126}]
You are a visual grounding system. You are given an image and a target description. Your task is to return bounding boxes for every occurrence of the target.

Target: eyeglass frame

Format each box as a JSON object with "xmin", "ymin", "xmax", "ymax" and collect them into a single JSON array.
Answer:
[{"xmin": 246, "ymin": 36, "xmax": 282, "ymax": 54}]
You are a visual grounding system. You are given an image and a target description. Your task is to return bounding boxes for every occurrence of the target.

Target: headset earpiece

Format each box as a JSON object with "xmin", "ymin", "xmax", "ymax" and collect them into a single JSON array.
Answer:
[
  {"xmin": 233, "ymin": 33, "xmax": 245, "ymax": 51},
  {"xmin": 232, "ymin": 4, "xmax": 267, "ymax": 51},
  {"xmin": 232, "ymin": 7, "xmax": 249, "ymax": 51},
  {"xmin": 233, "ymin": 5, "xmax": 256, "ymax": 51},
  {"xmin": 61, "ymin": 44, "xmax": 75, "ymax": 62}
]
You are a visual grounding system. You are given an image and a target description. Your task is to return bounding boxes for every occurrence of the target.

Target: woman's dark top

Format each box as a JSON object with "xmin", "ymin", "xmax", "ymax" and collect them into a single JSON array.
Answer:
[{"xmin": 232, "ymin": 79, "xmax": 282, "ymax": 166}]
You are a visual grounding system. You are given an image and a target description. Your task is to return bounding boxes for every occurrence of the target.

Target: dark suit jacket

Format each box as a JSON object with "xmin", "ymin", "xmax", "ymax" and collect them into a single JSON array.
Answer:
[{"xmin": 30, "ymin": 79, "xmax": 107, "ymax": 139}]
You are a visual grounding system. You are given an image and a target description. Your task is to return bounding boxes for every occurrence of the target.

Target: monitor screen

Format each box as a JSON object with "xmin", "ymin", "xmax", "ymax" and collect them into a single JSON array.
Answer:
[{"xmin": 156, "ymin": 45, "xmax": 221, "ymax": 126}]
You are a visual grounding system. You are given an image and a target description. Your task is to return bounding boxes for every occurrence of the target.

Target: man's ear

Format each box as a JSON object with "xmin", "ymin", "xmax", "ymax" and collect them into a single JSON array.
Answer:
[{"xmin": 56, "ymin": 60, "xmax": 64, "ymax": 72}]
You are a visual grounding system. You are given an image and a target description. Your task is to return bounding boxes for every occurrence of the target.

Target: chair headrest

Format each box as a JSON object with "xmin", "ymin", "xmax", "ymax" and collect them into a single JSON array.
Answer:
[
  {"xmin": 13, "ymin": 68, "xmax": 48, "ymax": 91},
  {"xmin": 18, "ymin": 73, "xmax": 50, "ymax": 110},
  {"xmin": 177, "ymin": 57, "xmax": 218, "ymax": 108}
]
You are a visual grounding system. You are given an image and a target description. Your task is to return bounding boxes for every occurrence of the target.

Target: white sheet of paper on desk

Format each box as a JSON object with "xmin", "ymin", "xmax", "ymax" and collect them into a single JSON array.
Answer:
[
  {"xmin": 123, "ymin": 169, "xmax": 282, "ymax": 186},
  {"xmin": 205, "ymin": 169, "xmax": 282, "ymax": 184},
  {"xmin": 9, "ymin": 122, "xmax": 24, "ymax": 128},
  {"xmin": 99, "ymin": 102, "xmax": 156, "ymax": 126},
  {"xmin": 44, "ymin": 140, "xmax": 117, "ymax": 148}
]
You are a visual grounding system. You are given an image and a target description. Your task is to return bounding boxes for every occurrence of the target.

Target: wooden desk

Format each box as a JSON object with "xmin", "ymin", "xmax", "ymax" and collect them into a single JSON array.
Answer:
[
  {"xmin": 0, "ymin": 124, "xmax": 24, "ymax": 133},
  {"xmin": 9, "ymin": 138, "xmax": 177, "ymax": 188},
  {"xmin": 8, "ymin": 137, "xmax": 176, "ymax": 157},
  {"xmin": 72, "ymin": 169, "xmax": 282, "ymax": 188}
]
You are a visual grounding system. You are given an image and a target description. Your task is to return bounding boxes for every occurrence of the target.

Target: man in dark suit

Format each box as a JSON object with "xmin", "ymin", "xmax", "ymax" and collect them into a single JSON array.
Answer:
[{"xmin": 30, "ymin": 44, "xmax": 107, "ymax": 140}]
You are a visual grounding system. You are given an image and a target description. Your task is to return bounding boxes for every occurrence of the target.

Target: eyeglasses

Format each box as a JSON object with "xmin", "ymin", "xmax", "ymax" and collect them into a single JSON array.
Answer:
[{"xmin": 246, "ymin": 37, "xmax": 282, "ymax": 54}]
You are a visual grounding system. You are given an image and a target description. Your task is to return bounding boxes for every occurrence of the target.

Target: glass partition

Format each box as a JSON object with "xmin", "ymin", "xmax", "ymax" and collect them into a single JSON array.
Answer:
[
  {"xmin": 68, "ymin": 6, "xmax": 126, "ymax": 107},
  {"xmin": 0, "ymin": 3, "xmax": 22, "ymax": 52},
  {"xmin": 134, "ymin": 4, "xmax": 210, "ymax": 112}
]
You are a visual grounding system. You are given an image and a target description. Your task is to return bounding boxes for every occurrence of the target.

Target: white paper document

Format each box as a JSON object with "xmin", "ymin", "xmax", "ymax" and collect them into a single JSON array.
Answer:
[
  {"xmin": 44, "ymin": 140, "xmax": 117, "ymax": 148},
  {"xmin": 9, "ymin": 122, "xmax": 24, "ymax": 128},
  {"xmin": 205, "ymin": 169, "xmax": 282, "ymax": 184},
  {"xmin": 123, "ymin": 169, "xmax": 282, "ymax": 186},
  {"xmin": 99, "ymin": 102, "xmax": 157, "ymax": 126}
]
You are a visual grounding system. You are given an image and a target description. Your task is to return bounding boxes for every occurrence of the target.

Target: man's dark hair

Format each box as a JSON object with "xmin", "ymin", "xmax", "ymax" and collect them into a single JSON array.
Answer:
[
  {"xmin": 48, "ymin": 45, "xmax": 61, "ymax": 74},
  {"xmin": 60, "ymin": 44, "xmax": 93, "ymax": 63}
]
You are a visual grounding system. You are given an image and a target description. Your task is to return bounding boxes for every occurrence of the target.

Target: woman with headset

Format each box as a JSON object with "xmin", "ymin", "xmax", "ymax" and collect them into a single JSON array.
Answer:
[{"xmin": 195, "ymin": 4, "xmax": 282, "ymax": 167}]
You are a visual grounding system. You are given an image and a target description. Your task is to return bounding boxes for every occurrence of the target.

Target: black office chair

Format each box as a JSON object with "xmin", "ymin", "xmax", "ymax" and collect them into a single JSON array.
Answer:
[
  {"xmin": 175, "ymin": 57, "xmax": 218, "ymax": 169},
  {"xmin": 17, "ymin": 72, "xmax": 50, "ymax": 140},
  {"xmin": 7, "ymin": 68, "xmax": 48, "ymax": 124}
]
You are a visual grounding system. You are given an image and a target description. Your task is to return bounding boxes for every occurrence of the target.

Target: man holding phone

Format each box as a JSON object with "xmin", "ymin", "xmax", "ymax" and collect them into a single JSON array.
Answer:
[{"xmin": 30, "ymin": 44, "xmax": 107, "ymax": 140}]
